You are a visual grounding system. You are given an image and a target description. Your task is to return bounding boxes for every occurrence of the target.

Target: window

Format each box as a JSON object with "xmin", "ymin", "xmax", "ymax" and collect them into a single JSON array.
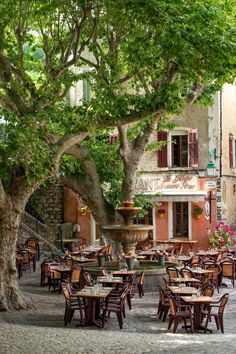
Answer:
[
  {"xmin": 157, "ymin": 129, "xmax": 198, "ymax": 168},
  {"xmin": 172, "ymin": 134, "xmax": 188, "ymax": 167},
  {"xmin": 229, "ymin": 134, "xmax": 236, "ymax": 169}
]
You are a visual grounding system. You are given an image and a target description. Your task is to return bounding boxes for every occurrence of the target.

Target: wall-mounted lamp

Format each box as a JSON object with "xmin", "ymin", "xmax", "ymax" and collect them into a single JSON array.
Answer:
[{"xmin": 207, "ymin": 153, "xmax": 217, "ymax": 177}]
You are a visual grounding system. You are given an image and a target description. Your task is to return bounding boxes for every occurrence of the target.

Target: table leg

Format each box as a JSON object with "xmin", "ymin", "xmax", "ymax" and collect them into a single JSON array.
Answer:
[{"xmin": 193, "ymin": 303, "xmax": 212, "ymax": 332}]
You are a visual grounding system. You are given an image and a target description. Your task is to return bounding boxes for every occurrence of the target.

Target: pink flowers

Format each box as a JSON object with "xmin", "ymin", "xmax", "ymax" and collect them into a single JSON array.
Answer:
[{"xmin": 207, "ymin": 222, "xmax": 235, "ymax": 248}]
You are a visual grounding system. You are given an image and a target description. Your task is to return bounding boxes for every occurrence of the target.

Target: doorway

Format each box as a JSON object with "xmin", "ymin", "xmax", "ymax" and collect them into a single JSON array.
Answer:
[{"xmin": 173, "ymin": 202, "xmax": 189, "ymax": 238}]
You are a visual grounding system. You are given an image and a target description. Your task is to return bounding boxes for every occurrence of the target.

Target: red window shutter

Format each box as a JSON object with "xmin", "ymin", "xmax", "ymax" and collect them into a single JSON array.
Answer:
[
  {"xmin": 157, "ymin": 131, "xmax": 168, "ymax": 167},
  {"xmin": 188, "ymin": 129, "xmax": 198, "ymax": 167},
  {"xmin": 109, "ymin": 134, "xmax": 118, "ymax": 144},
  {"xmin": 229, "ymin": 135, "xmax": 233, "ymax": 168}
]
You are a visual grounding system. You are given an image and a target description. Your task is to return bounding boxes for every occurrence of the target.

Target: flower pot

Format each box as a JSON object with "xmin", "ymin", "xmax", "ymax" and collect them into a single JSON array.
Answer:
[
  {"xmin": 125, "ymin": 257, "xmax": 135, "ymax": 270},
  {"xmin": 123, "ymin": 200, "xmax": 134, "ymax": 208},
  {"xmin": 194, "ymin": 214, "xmax": 201, "ymax": 220},
  {"xmin": 158, "ymin": 212, "xmax": 165, "ymax": 219},
  {"xmin": 157, "ymin": 254, "xmax": 165, "ymax": 266},
  {"xmin": 97, "ymin": 254, "xmax": 106, "ymax": 267}
]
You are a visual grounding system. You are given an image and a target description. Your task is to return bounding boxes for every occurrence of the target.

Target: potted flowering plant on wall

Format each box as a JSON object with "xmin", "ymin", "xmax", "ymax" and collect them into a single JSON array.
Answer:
[
  {"xmin": 157, "ymin": 209, "xmax": 165, "ymax": 218},
  {"xmin": 193, "ymin": 205, "xmax": 203, "ymax": 219},
  {"xmin": 207, "ymin": 221, "xmax": 235, "ymax": 249}
]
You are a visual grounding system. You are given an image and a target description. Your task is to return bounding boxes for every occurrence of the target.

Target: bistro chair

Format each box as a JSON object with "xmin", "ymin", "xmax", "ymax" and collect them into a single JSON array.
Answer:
[
  {"xmin": 61, "ymin": 282, "xmax": 87, "ymax": 327},
  {"xmin": 137, "ymin": 271, "xmax": 145, "ymax": 298},
  {"xmin": 25, "ymin": 238, "xmax": 40, "ymax": 261},
  {"xmin": 157, "ymin": 285, "xmax": 170, "ymax": 322},
  {"xmin": 189, "ymin": 255, "xmax": 201, "ymax": 268},
  {"xmin": 180, "ymin": 267, "xmax": 195, "ymax": 279},
  {"xmin": 82, "ymin": 270, "xmax": 94, "ymax": 286},
  {"xmin": 168, "ymin": 295, "xmax": 194, "ymax": 333},
  {"xmin": 220, "ymin": 260, "xmax": 235, "ymax": 288},
  {"xmin": 102, "ymin": 284, "xmax": 129, "ymax": 329},
  {"xmin": 70, "ymin": 266, "xmax": 82, "ymax": 289},
  {"xmin": 48, "ymin": 264, "xmax": 62, "ymax": 292},
  {"xmin": 64, "ymin": 256, "xmax": 74, "ymax": 269},
  {"xmin": 202, "ymin": 293, "xmax": 229, "ymax": 333},
  {"xmin": 17, "ymin": 250, "xmax": 31, "ymax": 272},
  {"xmin": 205, "ymin": 263, "xmax": 221, "ymax": 293},
  {"xmin": 41, "ymin": 261, "xmax": 56, "ymax": 286},
  {"xmin": 166, "ymin": 266, "xmax": 181, "ymax": 283},
  {"xmin": 200, "ymin": 283, "xmax": 214, "ymax": 297}
]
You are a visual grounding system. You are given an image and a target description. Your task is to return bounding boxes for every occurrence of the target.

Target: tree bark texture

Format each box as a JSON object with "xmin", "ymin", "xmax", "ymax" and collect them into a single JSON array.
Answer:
[{"xmin": 0, "ymin": 198, "xmax": 29, "ymax": 311}]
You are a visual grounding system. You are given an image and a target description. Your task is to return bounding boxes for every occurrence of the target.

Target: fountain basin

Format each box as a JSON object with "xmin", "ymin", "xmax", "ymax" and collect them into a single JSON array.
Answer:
[{"xmin": 103, "ymin": 224, "xmax": 153, "ymax": 255}]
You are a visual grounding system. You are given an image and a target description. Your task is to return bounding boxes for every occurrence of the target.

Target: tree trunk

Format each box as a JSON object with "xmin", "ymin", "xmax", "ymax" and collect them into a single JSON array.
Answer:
[{"xmin": 0, "ymin": 202, "xmax": 31, "ymax": 311}]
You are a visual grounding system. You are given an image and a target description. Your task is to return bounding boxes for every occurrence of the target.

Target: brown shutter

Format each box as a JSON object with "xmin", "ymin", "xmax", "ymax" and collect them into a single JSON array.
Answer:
[
  {"xmin": 188, "ymin": 129, "xmax": 198, "ymax": 167},
  {"xmin": 157, "ymin": 131, "xmax": 168, "ymax": 167},
  {"xmin": 229, "ymin": 135, "xmax": 233, "ymax": 168}
]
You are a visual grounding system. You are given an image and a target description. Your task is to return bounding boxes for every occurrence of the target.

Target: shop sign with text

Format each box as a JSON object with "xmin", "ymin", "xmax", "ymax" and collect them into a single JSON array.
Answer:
[{"xmin": 135, "ymin": 174, "xmax": 198, "ymax": 194}]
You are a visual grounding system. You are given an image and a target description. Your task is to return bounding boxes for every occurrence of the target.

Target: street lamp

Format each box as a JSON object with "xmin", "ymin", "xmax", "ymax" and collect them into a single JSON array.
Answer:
[{"xmin": 207, "ymin": 158, "xmax": 216, "ymax": 177}]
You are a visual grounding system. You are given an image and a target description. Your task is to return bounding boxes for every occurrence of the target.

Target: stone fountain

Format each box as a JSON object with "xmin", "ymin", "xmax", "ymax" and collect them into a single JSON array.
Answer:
[{"xmin": 102, "ymin": 201, "xmax": 153, "ymax": 256}]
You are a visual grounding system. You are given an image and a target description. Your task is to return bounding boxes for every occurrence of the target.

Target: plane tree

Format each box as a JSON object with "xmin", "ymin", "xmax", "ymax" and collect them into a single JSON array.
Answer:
[{"xmin": 0, "ymin": 0, "xmax": 235, "ymax": 311}]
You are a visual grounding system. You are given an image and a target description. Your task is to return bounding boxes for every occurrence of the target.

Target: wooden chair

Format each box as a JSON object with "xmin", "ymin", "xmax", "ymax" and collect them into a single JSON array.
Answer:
[
  {"xmin": 180, "ymin": 267, "xmax": 195, "ymax": 279},
  {"xmin": 162, "ymin": 277, "xmax": 170, "ymax": 291},
  {"xmin": 82, "ymin": 270, "xmax": 94, "ymax": 286},
  {"xmin": 102, "ymin": 284, "xmax": 129, "ymax": 329},
  {"xmin": 17, "ymin": 250, "xmax": 31, "ymax": 272},
  {"xmin": 203, "ymin": 293, "xmax": 229, "ymax": 333},
  {"xmin": 166, "ymin": 266, "xmax": 181, "ymax": 283},
  {"xmin": 137, "ymin": 271, "xmax": 145, "ymax": 298},
  {"xmin": 200, "ymin": 283, "xmax": 214, "ymax": 297},
  {"xmin": 25, "ymin": 238, "xmax": 40, "ymax": 261},
  {"xmin": 205, "ymin": 263, "xmax": 221, "ymax": 293},
  {"xmin": 64, "ymin": 256, "xmax": 74, "ymax": 269},
  {"xmin": 61, "ymin": 282, "xmax": 87, "ymax": 326},
  {"xmin": 40, "ymin": 261, "xmax": 57, "ymax": 286},
  {"xmin": 189, "ymin": 255, "xmax": 201, "ymax": 268},
  {"xmin": 168, "ymin": 295, "xmax": 194, "ymax": 333},
  {"xmin": 220, "ymin": 261, "xmax": 235, "ymax": 287},
  {"xmin": 105, "ymin": 244, "xmax": 113, "ymax": 261},
  {"xmin": 157, "ymin": 285, "xmax": 170, "ymax": 322},
  {"xmin": 49, "ymin": 264, "xmax": 62, "ymax": 292},
  {"xmin": 70, "ymin": 266, "xmax": 82, "ymax": 289}
]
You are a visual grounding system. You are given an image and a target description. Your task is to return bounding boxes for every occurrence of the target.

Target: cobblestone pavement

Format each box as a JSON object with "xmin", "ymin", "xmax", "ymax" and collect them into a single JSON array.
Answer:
[{"xmin": 1, "ymin": 268, "xmax": 236, "ymax": 354}]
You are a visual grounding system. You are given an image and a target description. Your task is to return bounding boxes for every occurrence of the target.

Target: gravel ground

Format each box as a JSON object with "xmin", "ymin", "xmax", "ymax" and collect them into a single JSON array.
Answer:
[{"xmin": 0, "ymin": 266, "xmax": 236, "ymax": 354}]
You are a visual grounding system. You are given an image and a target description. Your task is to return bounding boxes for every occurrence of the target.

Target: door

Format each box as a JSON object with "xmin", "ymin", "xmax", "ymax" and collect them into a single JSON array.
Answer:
[{"xmin": 173, "ymin": 202, "xmax": 188, "ymax": 238}]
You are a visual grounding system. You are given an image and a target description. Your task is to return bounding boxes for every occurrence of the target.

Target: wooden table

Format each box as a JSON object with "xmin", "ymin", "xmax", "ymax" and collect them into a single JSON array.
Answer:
[
  {"xmin": 97, "ymin": 276, "xmax": 123, "ymax": 286},
  {"xmin": 181, "ymin": 295, "xmax": 217, "ymax": 331},
  {"xmin": 112, "ymin": 270, "xmax": 136, "ymax": 281},
  {"xmin": 170, "ymin": 277, "xmax": 201, "ymax": 285},
  {"xmin": 168, "ymin": 286, "xmax": 198, "ymax": 296},
  {"xmin": 76, "ymin": 287, "xmax": 112, "ymax": 327},
  {"xmin": 151, "ymin": 239, "xmax": 198, "ymax": 250}
]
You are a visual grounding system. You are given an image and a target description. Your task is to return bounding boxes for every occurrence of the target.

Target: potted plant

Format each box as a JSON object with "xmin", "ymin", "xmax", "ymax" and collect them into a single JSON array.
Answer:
[
  {"xmin": 207, "ymin": 221, "xmax": 235, "ymax": 249},
  {"xmin": 158, "ymin": 209, "xmax": 165, "ymax": 218},
  {"xmin": 193, "ymin": 205, "xmax": 203, "ymax": 219},
  {"xmin": 124, "ymin": 252, "xmax": 135, "ymax": 270}
]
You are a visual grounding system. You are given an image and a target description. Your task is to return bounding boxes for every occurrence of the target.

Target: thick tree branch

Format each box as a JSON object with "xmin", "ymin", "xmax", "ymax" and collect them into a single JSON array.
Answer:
[
  {"xmin": 63, "ymin": 144, "xmax": 115, "ymax": 225},
  {"xmin": 51, "ymin": 133, "xmax": 88, "ymax": 173},
  {"xmin": 187, "ymin": 84, "xmax": 205, "ymax": 106}
]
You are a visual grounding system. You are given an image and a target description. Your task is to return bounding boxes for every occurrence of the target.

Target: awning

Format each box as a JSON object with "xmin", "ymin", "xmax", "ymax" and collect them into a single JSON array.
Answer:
[{"xmin": 153, "ymin": 190, "xmax": 207, "ymax": 202}]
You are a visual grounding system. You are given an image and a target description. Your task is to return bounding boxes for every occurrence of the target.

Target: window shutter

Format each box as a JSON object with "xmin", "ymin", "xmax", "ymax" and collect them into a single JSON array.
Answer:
[
  {"xmin": 188, "ymin": 129, "xmax": 198, "ymax": 167},
  {"xmin": 229, "ymin": 135, "xmax": 233, "ymax": 168},
  {"xmin": 109, "ymin": 134, "xmax": 118, "ymax": 144},
  {"xmin": 157, "ymin": 131, "xmax": 168, "ymax": 167}
]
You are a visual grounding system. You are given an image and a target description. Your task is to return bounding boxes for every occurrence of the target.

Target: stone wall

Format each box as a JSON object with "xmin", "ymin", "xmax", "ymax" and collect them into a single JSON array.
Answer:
[{"xmin": 28, "ymin": 182, "xmax": 64, "ymax": 225}]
